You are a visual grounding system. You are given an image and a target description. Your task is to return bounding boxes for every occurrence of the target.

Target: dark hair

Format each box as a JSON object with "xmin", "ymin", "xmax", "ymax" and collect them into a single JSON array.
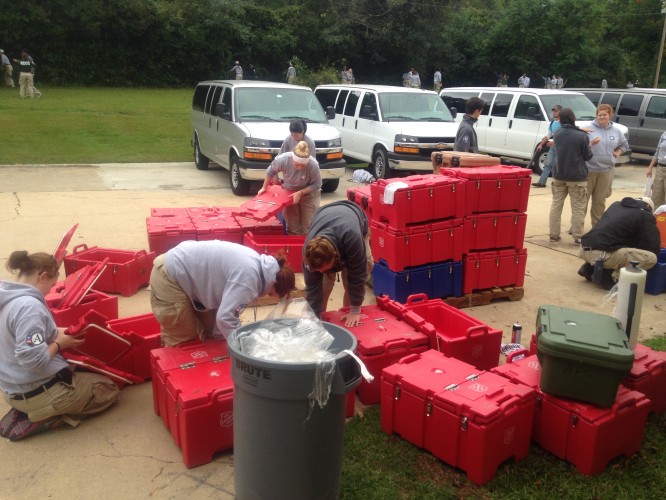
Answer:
[
  {"xmin": 465, "ymin": 97, "xmax": 485, "ymax": 115},
  {"xmin": 289, "ymin": 120, "xmax": 307, "ymax": 135},
  {"xmin": 303, "ymin": 236, "xmax": 338, "ymax": 270},
  {"xmin": 6, "ymin": 251, "xmax": 59, "ymax": 279},
  {"xmin": 559, "ymin": 107, "xmax": 576, "ymax": 125},
  {"xmin": 272, "ymin": 251, "xmax": 296, "ymax": 297}
]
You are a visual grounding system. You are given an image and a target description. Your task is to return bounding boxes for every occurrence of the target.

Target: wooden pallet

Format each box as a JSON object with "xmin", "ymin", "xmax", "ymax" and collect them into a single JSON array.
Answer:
[{"xmin": 443, "ymin": 286, "xmax": 524, "ymax": 309}]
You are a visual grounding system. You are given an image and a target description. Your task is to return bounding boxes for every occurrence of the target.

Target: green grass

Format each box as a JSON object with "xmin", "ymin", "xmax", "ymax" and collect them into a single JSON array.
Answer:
[{"xmin": 0, "ymin": 87, "xmax": 193, "ymax": 164}]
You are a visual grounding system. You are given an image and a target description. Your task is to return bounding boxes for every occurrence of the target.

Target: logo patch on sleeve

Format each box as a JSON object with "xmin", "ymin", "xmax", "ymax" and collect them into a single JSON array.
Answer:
[
  {"xmin": 25, "ymin": 329, "xmax": 45, "ymax": 346},
  {"xmin": 234, "ymin": 304, "xmax": 248, "ymax": 318}
]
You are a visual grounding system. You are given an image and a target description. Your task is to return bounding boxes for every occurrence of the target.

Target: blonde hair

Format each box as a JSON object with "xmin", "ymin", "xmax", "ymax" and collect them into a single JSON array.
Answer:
[
  {"xmin": 293, "ymin": 140, "xmax": 310, "ymax": 160},
  {"xmin": 597, "ymin": 103, "xmax": 614, "ymax": 117}
]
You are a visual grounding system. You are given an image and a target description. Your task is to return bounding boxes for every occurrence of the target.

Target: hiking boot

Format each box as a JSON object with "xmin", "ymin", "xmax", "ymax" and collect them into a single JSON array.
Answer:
[
  {"xmin": 578, "ymin": 263, "xmax": 594, "ymax": 281},
  {"xmin": 549, "ymin": 235, "xmax": 561, "ymax": 242},
  {"xmin": 531, "ymin": 182, "xmax": 546, "ymax": 188},
  {"xmin": 600, "ymin": 269, "xmax": 617, "ymax": 291}
]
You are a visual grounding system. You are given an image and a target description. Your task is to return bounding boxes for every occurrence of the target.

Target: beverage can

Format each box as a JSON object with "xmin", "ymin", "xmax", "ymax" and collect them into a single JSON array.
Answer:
[{"xmin": 511, "ymin": 322, "xmax": 522, "ymax": 344}]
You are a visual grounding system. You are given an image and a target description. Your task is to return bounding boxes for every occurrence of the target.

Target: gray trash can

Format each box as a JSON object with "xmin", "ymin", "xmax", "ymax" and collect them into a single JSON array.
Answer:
[{"xmin": 228, "ymin": 319, "xmax": 361, "ymax": 500}]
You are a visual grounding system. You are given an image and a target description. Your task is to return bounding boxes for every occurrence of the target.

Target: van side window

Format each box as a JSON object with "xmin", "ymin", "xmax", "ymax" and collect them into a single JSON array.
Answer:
[
  {"xmin": 583, "ymin": 92, "xmax": 601, "ymax": 107},
  {"xmin": 193, "ymin": 85, "xmax": 210, "ymax": 112},
  {"xmin": 219, "ymin": 87, "xmax": 232, "ymax": 120},
  {"xmin": 600, "ymin": 93, "xmax": 621, "ymax": 109},
  {"xmin": 514, "ymin": 95, "xmax": 542, "ymax": 120},
  {"xmin": 489, "ymin": 93, "xmax": 513, "ymax": 117},
  {"xmin": 646, "ymin": 96, "xmax": 666, "ymax": 118},
  {"xmin": 315, "ymin": 89, "xmax": 339, "ymax": 110},
  {"xmin": 359, "ymin": 92, "xmax": 379, "ymax": 121},
  {"xmin": 204, "ymin": 85, "xmax": 219, "ymax": 114},
  {"xmin": 344, "ymin": 91, "xmax": 361, "ymax": 117},
  {"xmin": 617, "ymin": 94, "xmax": 644, "ymax": 117},
  {"xmin": 440, "ymin": 92, "xmax": 476, "ymax": 115},
  {"xmin": 479, "ymin": 93, "xmax": 494, "ymax": 115},
  {"xmin": 335, "ymin": 90, "xmax": 349, "ymax": 114}
]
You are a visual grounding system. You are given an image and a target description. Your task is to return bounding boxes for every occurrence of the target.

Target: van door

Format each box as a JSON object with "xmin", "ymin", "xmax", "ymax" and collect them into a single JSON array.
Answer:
[
  {"xmin": 505, "ymin": 94, "xmax": 546, "ymax": 158},
  {"xmin": 484, "ymin": 93, "xmax": 514, "ymax": 154},
  {"xmin": 354, "ymin": 91, "xmax": 379, "ymax": 162},
  {"xmin": 211, "ymin": 86, "xmax": 233, "ymax": 167},
  {"xmin": 615, "ymin": 93, "xmax": 645, "ymax": 147},
  {"xmin": 637, "ymin": 94, "xmax": 666, "ymax": 153},
  {"xmin": 200, "ymin": 85, "xmax": 222, "ymax": 159},
  {"xmin": 340, "ymin": 90, "xmax": 362, "ymax": 155}
]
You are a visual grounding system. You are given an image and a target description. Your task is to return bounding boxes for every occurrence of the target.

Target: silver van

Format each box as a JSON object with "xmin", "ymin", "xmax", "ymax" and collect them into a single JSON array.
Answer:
[
  {"xmin": 191, "ymin": 80, "xmax": 346, "ymax": 195},
  {"xmin": 566, "ymin": 88, "xmax": 666, "ymax": 155}
]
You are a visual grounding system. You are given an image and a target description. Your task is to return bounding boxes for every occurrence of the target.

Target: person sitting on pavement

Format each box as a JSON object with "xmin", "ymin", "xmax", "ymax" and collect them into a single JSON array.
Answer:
[
  {"xmin": 0, "ymin": 250, "xmax": 119, "ymax": 441},
  {"xmin": 578, "ymin": 197, "xmax": 660, "ymax": 290},
  {"xmin": 453, "ymin": 97, "xmax": 485, "ymax": 153}
]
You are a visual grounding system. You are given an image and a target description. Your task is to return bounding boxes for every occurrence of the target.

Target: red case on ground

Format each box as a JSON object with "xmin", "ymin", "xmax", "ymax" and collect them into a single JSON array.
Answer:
[
  {"xmin": 463, "ymin": 212, "xmax": 527, "ymax": 252},
  {"xmin": 65, "ymin": 310, "xmax": 132, "ymax": 365},
  {"xmin": 191, "ymin": 214, "xmax": 243, "ymax": 243},
  {"xmin": 370, "ymin": 219, "xmax": 463, "ymax": 272},
  {"xmin": 234, "ymin": 214, "xmax": 284, "ymax": 235},
  {"xmin": 371, "ymin": 175, "xmax": 465, "ymax": 228},
  {"xmin": 150, "ymin": 207, "xmax": 189, "ymax": 218},
  {"xmin": 63, "ymin": 353, "xmax": 143, "ymax": 389},
  {"xmin": 235, "ymin": 184, "xmax": 295, "ymax": 221},
  {"xmin": 441, "ymin": 165, "xmax": 531, "ymax": 214},
  {"xmin": 242, "ymin": 231, "xmax": 305, "ymax": 270},
  {"xmin": 491, "ymin": 354, "xmax": 652, "ymax": 475},
  {"xmin": 622, "ymin": 343, "xmax": 666, "ymax": 414},
  {"xmin": 64, "ymin": 244, "xmax": 155, "ymax": 297},
  {"xmin": 165, "ymin": 354, "xmax": 234, "ymax": 468},
  {"xmin": 347, "ymin": 185, "xmax": 373, "ymax": 221},
  {"xmin": 322, "ymin": 305, "xmax": 431, "ymax": 405},
  {"xmin": 146, "ymin": 216, "xmax": 196, "ymax": 256},
  {"xmin": 381, "ymin": 350, "xmax": 535, "ymax": 484},
  {"xmin": 463, "ymin": 248, "xmax": 527, "ymax": 294},
  {"xmin": 379, "ymin": 294, "xmax": 502, "ymax": 370},
  {"xmin": 107, "ymin": 313, "xmax": 162, "ymax": 381}
]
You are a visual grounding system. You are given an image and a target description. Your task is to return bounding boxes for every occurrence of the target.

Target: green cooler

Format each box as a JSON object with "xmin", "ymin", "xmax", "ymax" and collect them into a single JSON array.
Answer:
[{"xmin": 536, "ymin": 305, "xmax": 634, "ymax": 408}]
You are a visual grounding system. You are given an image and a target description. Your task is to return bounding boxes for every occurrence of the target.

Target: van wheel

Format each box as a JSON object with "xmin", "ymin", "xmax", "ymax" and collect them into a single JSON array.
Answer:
[
  {"xmin": 531, "ymin": 148, "xmax": 548, "ymax": 175},
  {"xmin": 372, "ymin": 148, "xmax": 390, "ymax": 179},
  {"xmin": 321, "ymin": 179, "xmax": 339, "ymax": 193},
  {"xmin": 194, "ymin": 138, "xmax": 209, "ymax": 170},
  {"xmin": 230, "ymin": 155, "xmax": 251, "ymax": 196}
]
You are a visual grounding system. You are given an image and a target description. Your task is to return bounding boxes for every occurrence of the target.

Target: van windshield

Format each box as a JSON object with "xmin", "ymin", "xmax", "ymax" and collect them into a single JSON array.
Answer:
[
  {"xmin": 379, "ymin": 92, "xmax": 454, "ymax": 122},
  {"xmin": 235, "ymin": 88, "xmax": 328, "ymax": 123},
  {"xmin": 542, "ymin": 94, "xmax": 597, "ymax": 121}
]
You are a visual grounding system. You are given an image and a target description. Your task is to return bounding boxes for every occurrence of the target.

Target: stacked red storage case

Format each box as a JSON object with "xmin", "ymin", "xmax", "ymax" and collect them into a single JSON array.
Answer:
[
  {"xmin": 187, "ymin": 206, "xmax": 238, "ymax": 219},
  {"xmin": 234, "ymin": 215, "xmax": 284, "ymax": 236},
  {"xmin": 462, "ymin": 212, "xmax": 527, "ymax": 253},
  {"xmin": 463, "ymin": 248, "xmax": 527, "ymax": 294},
  {"xmin": 107, "ymin": 313, "xmax": 162, "ymax": 380},
  {"xmin": 322, "ymin": 305, "xmax": 432, "ymax": 405},
  {"xmin": 381, "ymin": 350, "xmax": 535, "ymax": 484},
  {"xmin": 243, "ymin": 231, "xmax": 305, "ymax": 271},
  {"xmin": 492, "ymin": 354, "xmax": 652, "ymax": 475},
  {"xmin": 63, "ymin": 244, "xmax": 155, "ymax": 297},
  {"xmin": 347, "ymin": 184, "xmax": 373, "ymax": 221},
  {"xmin": 146, "ymin": 216, "xmax": 196, "ymax": 256},
  {"xmin": 150, "ymin": 207, "xmax": 189, "ymax": 218},
  {"xmin": 192, "ymin": 214, "xmax": 243, "ymax": 243},
  {"xmin": 378, "ymin": 294, "xmax": 502, "ymax": 370},
  {"xmin": 622, "ymin": 343, "xmax": 666, "ymax": 414}
]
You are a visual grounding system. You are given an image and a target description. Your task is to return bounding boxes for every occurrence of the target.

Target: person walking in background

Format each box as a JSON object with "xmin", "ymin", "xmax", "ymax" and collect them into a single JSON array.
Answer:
[
  {"xmin": 409, "ymin": 68, "xmax": 421, "ymax": 88},
  {"xmin": 286, "ymin": 62, "xmax": 296, "ymax": 84},
  {"xmin": 346, "ymin": 67, "xmax": 354, "ymax": 84},
  {"xmin": 645, "ymin": 130, "xmax": 666, "ymax": 210},
  {"xmin": 258, "ymin": 140, "xmax": 321, "ymax": 235},
  {"xmin": 453, "ymin": 97, "xmax": 484, "ymax": 153},
  {"xmin": 1, "ymin": 49, "xmax": 14, "ymax": 87},
  {"xmin": 247, "ymin": 64, "xmax": 257, "ymax": 80},
  {"xmin": 584, "ymin": 103, "xmax": 630, "ymax": 227},
  {"xmin": 402, "ymin": 70, "xmax": 410, "ymax": 87},
  {"xmin": 548, "ymin": 108, "xmax": 593, "ymax": 244},
  {"xmin": 518, "ymin": 73, "xmax": 527, "ymax": 88},
  {"xmin": 230, "ymin": 61, "xmax": 243, "ymax": 80},
  {"xmin": 14, "ymin": 49, "xmax": 35, "ymax": 98},
  {"xmin": 601, "ymin": 78, "xmax": 608, "ymax": 89},
  {"xmin": 532, "ymin": 105, "xmax": 562, "ymax": 188},
  {"xmin": 433, "ymin": 68, "xmax": 442, "ymax": 91}
]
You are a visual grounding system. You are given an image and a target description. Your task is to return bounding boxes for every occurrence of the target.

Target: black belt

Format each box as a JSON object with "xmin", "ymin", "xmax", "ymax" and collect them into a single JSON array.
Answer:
[
  {"xmin": 10, "ymin": 369, "xmax": 71, "ymax": 400},
  {"xmin": 582, "ymin": 246, "xmax": 594, "ymax": 252}
]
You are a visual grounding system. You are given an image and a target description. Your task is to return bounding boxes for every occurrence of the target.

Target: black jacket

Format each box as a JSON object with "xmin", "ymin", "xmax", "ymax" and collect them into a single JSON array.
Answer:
[
  {"xmin": 580, "ymin": 197, "xmax": 660, "ymax": 255},
  {"xmin": 552, "ymin": 124, "xmax": 592, "ymax": 181}
]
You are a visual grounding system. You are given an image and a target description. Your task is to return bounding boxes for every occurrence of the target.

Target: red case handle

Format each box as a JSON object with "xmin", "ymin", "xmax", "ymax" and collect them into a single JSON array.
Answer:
[
  {"xmin": 384, "ymin": 339, "xmax": 409, "ymax": 353},
  {"xmin": 406, "ymin": 293, "xmax": 429, "ymax": 305},
  {"xmin": 465, "ymin": 324, "xmax": 488, "ymax": 338},
  {"xmin": 72, "ymin": 243, "xmax": 89, "ymax": 254},
  {"xmin": 506, "ymin": 348, "xmax": 530, "ymax": 363}
]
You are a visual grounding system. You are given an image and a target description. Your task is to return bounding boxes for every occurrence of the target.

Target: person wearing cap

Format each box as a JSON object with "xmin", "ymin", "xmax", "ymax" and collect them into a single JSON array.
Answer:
[
  {"xmin": 646, "ymin": 129, "xmax": 666, "ymax": 210},
  {"xmin": 230, "ymin": 61, "xmax": 242, "ymax": 80},
  {"xmin": 258, "ymin": 140, "xmax": 322, "ymax": 235},
  {"xmin": 0, "ymin": 250, "xmax": 119, "ymax": 441},
  {"xmin": 1, "ymin": 50, "xmax": 14, "ymax": 87},
  {"xmin": 532, "ymin": 105, "xmax": 563, "ymax": 188},
  {"xmin": 577, "ymin": 197, "xmax": 660, "ymax": 290}
]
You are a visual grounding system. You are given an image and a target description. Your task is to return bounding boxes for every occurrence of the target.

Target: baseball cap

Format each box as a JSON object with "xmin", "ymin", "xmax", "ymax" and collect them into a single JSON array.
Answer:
[{"xmin": 638, "ymin": 197, "xmax": 654, "ymax": 212}]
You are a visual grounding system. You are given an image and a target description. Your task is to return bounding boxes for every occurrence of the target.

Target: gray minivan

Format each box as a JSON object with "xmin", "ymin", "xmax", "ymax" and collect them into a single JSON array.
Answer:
[{"xmin": 567, "ymin": 88, "xmax": 666, "ymax": 155}]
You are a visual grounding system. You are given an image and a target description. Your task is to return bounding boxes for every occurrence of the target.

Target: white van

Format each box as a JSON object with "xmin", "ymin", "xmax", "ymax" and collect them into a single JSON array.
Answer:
[
  {"xmin": 439, "ymin": 87, "xmax": 629, "ymax": 173},
  {"xmin": 314, "ymin": 84, "xmax": 458, "ymax": 179},
  {"xmin": 191, "ymin": 80, "xmax": 345, "ymax": 195}
]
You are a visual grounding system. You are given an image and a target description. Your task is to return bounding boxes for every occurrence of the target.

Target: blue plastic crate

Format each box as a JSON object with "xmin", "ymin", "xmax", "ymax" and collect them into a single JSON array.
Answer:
[
  {"xmin": 645, "ymin": 249, "xmax": 666, "ymax": 295},
  {"xmin": 372, "ymin": 259, "xmax": 463, "ymax": 303}
]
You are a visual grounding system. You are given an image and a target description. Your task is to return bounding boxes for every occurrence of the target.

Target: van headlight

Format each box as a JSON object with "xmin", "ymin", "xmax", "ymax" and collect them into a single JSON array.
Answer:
[
  {"xmin": 326, "ymin": 138, "xmax": 342, "ymax": 148},
  {"xmin": 394, "ymin": 134, "xmax": 419, "ymax": 154},
  {"xmin": 244, "ymin": 138, "xmax": 271, "ymax": 149},
  {"xmin": 244, "ymin": 137, "xmax": 273, "ymax": 161}
]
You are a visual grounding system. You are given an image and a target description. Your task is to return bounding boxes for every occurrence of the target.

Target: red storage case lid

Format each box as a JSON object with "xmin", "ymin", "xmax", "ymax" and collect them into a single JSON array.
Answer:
[
  {"xmin": 187, "ymin": 206, "xmax": 238, "ymax": 218},
  {"xmin": 65, "ymin": 309, "xmax": 132, "ymax": 364},
  {"xmin": 166, "ymin": 356, "xmax": 233, "ymax": 408},
  {"xmin": 441, "ymin": 165, "xmax": 532, "ymax": 179},
  {"xmin": 236, "ymin": 184, "xmax": 294, "ymax": 221},
  {"xmin": 146, "ymin": 215, "xmax": 196, "ymax": 232},
  {"xmin": 63, "ymin": 352, "xmax": 143, "ymax": 387},
  {"xmin": 234, "ymin": 215, "xmax": 284, "ymax": 233},
  {"xmin": 151, "ymin": 340, "xmax": 229, "ymax": 375},
  {"xmin": 150, "ymin": 207, "xmax": 189, "ymax": 218},
  {"xmin": 626, "ymin": 343, "xmax": 666, "ymax": 382},
  {"xmin": 491, "ymin": 354, "xmax": 542, "ymax": 389},
  {"xmin": 46, "ymin": 260, "xmax": 109, "ymax": 310}
]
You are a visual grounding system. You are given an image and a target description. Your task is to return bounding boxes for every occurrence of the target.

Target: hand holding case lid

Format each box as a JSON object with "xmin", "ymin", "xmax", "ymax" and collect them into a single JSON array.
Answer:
[
  {"xmin": 235, "ymin": 184, "xmax": 295, "ymax": 221},
  {"xmin": 536, "ymin": 305, "xmax": 634, "ymax": 407}
]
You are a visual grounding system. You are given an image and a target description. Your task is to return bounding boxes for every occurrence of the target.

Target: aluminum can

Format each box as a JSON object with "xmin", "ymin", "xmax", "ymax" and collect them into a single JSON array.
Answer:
[{"xmin": 511, "ymin": 322, "xmax": 522, "ymax": 344}]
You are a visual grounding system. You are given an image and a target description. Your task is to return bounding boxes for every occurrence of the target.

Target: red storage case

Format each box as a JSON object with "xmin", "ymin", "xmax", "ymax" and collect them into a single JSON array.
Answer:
[
  {"xmin": 235, "ymin": 184, "xmax": 294, "ymax": 221},
  {"xmin": 65, "ymin": 310, "xmax": 132, "ymax": 365},
  {"xmin": 622, "ymin": 343, "xmax": 666, "ymax": 414},
  {"xmin": 347, "ymin": 185, "xmax": 373, "ymax": 220},
  {"xmin": 64, "ymin": 244, "xmax": 155, "ymax": 297},
  {"xmin": 462, "ymin": 212, "xmax": 527, "ymax": 252},
  {"xmin": 150, "ymin": 207, "xmax": 189, "ymax": 218},
  {"xmin": 381, "ymin": 350, "xmax": 535, "ymax": 484},
  {"xmin": 441, "ymin": 165, "xmax": 531, "ymax": 214},
  {"xmin": 322, "ymin": 305, "xmax": 431, "ymax": 405},
  {"xmin": 370, "ymin": 219, "xmax": 463, "ymax": 272},
  {"xmin": 63, "ymin": 353, "xmax": 143, "ymax": 389},
  {"xmin": 378, "ymin": 294, "xmax": 502, "ymax": 370},
  {"xmin": 187, "ymin": 206, "xmax": 238, "ymax": 218},
  {"xmin": 243, "ymin": 231, "xmax": 305, "ymax": 271},
  {"xmin": 146, "ymin": 216, "xmax": 196, "ymax": 256},
  {"xmin": 234, "ymin": 215, "xmax": 284, "ymax": 235},
  {"xmin": 371, "ymin": 175, "xmax": 465, "ymax": 228},
  {"xmin": 165, "ymin": 356, "xmax": 234, "ymax": 468},
  {"xmin": 107, "ymin": 313, "xmax": 162, "ymax": 381},
  {"xmin": 463, "ymin": 248, "xmax": 527, "ymax": 294},
  {"xmin": 191, "ymin": 214, "xmax": 242, "ymax": 243},
  {"xmin": 492, "ymin": 354, "xmax": 652, "ymax": 475}
]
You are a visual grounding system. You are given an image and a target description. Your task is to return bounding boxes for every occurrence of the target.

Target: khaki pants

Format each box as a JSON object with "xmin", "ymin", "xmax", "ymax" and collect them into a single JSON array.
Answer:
[
  {"xmin": 579, "ymin": 247, "xmax": 657, "ymax": 279},
  {"xmin": 284, "ymin": 190, "xmax": 321, "ymax": 235},
  {"xmin": 587, "ymin": 170, "xmax": 614, "ymax": 226},
  {"xmin": 19, "ymin": 72, "xmax": 34, "ymax": 98},
  {"xmin": 150, "ymin": 254, "xmax": 210, "ymax": 346},
  {"xmin": 3, "ymin": 65, "xmax": 14, "ymax": 87},
  {"xmin": 434, "ymin": 82, "xmax": 442, "ymax": 91},
  {"xmin": 4, "ymin": 372, "xmax": 119, "ymax": 426},
  {"xmin": 652, "ymin": 166, "xmax": 666, "ymax": 209},
  {"xmin": 549, "ymin": 179, "xmax": 588, "ymax": 239}
]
